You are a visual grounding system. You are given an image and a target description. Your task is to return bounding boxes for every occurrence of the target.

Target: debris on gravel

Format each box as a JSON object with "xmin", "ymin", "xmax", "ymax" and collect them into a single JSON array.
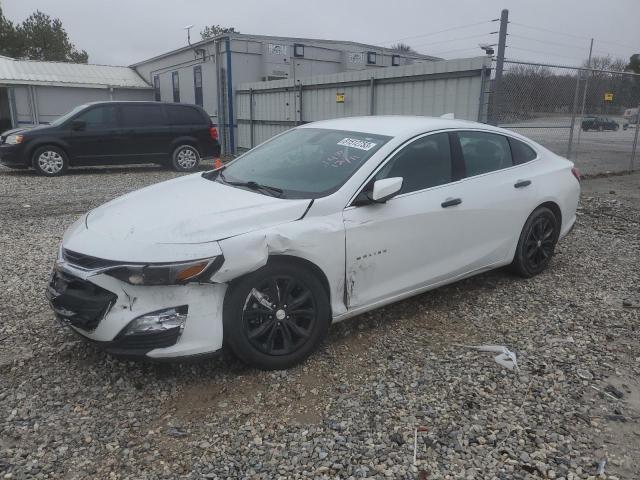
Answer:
[{"xmin": 1, "ymin": 166, "xmax": 639, "ymax": 479}]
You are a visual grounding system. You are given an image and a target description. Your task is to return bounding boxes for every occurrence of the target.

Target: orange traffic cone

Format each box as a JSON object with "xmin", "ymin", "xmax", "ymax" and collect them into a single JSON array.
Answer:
[{"xmin": 214, "ymin": 158, "xmax": 223, "ymax": 169}]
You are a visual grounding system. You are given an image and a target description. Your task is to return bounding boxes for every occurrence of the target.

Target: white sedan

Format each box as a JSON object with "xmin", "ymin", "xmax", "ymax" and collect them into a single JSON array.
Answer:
[{"xmin": 47, "ymin": 116, "xmax": 580, "ymax": 369}]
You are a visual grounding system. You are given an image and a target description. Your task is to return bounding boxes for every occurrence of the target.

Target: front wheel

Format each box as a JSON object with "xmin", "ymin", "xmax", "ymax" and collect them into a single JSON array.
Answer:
[
  {"xmin": 223, "ymin": 261, "xmax": 330, "ymax": 370},
  {"xmin": 32, "ymin": 146, "xmax": 68, "ymax": 176},
  {"xmin": 511, "ymin": 207, "xmax": 559, "ymax": 278},
  {"xmin": 171, "ymin": 144, "xmax": 201, "ymax": 172}
]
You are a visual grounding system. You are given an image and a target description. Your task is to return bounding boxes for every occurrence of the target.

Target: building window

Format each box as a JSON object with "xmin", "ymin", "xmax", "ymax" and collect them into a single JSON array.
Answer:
[
  {"xmin": 193, "ymin": 66, "xmax": 203, "ymax": 107},
  {"xmin": 392, "ymin": 55, "xmax": 400, "ymax": 67},
  {"xmin": 294, "ymin": 43, "xmax": 305, "ymax": 58},
  {"xmin": 172, "ymin": 71, "xmax": 180, "ymax": 103},
  {"xmin": 367, "ymin": 51, "xmax": 377, "ymax": 65},
  {"xmin": 153, "ymin": 75, "xmax": 161, "ymax": 101}
]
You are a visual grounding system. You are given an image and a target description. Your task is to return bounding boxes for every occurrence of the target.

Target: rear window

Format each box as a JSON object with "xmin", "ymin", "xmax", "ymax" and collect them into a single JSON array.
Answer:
[
  {"xmin": 508, "ymin": 137, "xmax": 537, "ymax": 165},
  {"xmin": 121, "ymin": 104, "xmax": 165, "ymax": 127},
  {"xmin": 166, "ymin": 105, "xmax": 206, "ymax": 125}
]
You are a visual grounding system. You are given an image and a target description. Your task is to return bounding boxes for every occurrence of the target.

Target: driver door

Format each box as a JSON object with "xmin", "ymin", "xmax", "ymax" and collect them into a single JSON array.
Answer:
[{"xmin": 343, "ymin": 132, "xmax": 467, "ymax": 308}]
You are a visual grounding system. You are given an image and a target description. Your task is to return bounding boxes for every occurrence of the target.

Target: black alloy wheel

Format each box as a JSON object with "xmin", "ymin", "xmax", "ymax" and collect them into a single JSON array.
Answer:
[
  {"xmin": 242, "ymin": 275, "xmax": 316, "ymax": 356},
  {"xmin": 511, "ymin": 207, "xmax": 559, "ymax": 278},
  {"xmin": 223, "ymin": 260, "xmax": 330, "ymax": 370}
]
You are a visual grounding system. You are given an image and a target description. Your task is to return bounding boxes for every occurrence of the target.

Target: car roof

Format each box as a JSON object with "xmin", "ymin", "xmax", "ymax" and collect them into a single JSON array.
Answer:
[{"xmin": 301, "ymin": 115, "xmax": 510, "ymax": 138}]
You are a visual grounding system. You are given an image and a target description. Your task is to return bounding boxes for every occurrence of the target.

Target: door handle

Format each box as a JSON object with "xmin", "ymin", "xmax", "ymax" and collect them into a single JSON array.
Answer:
[
  {"xmin": 514, "ymin": 180, "xmax": 532, "ymax": 188},
  {"xmin": 441, "ymin": 198, "xmax": 462, "ymax": 208}
]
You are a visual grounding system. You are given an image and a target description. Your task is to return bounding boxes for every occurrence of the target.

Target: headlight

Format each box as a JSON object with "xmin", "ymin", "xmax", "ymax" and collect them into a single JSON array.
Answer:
[
  {"xmin": 5, "ymin": 134, "xmax": 24, "ymax": 145},
  {"xmin": 107, "ymin": 257, "xmax": 220, "ymax": 285},
  {"xmin": 121, "ymin": 306, "xmax": 188, "ymax": 336}
]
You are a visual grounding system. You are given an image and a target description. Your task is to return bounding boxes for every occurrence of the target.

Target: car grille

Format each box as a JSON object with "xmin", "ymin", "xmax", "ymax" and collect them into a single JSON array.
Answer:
[
  {"xmin": 47, "ymin": 269, "xmax": 117, "ymax": 331},
  {"xmin": 63, "ymin": 249, "xmax": 123, "ymax": 271}
]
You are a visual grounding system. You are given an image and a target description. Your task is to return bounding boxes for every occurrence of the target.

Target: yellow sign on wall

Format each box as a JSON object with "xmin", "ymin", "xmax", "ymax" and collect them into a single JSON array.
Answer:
[
  {"xmin": 336, "ymin": 93, "xmax": 345, "ymax": 103},
  {"xmin": 604, "ymin": 92, "xmax": 614, "ymax": 101}
]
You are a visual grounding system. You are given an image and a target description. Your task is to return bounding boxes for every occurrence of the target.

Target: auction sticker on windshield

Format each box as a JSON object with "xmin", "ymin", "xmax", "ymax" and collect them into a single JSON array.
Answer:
[{"xmin": 337, "ymin": 138, "xmax": 377, "ymax": 151}]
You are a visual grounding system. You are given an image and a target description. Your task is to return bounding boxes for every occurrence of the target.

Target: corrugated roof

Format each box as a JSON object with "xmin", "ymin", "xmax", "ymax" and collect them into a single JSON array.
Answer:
[{"xmin": 0, "ymin": 56, "xmax": 151, "ymax": 89}]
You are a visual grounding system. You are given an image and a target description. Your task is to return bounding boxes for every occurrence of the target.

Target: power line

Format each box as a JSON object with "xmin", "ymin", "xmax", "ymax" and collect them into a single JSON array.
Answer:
[
  {"xmin": 510, "ymin": 21, "xmax": 638, "ymax": 51},
  {"xmin": 380, "ymin": 20, "xmax": 493, "ymax": 45},
  {"xmin": 412, "ymin": 33, "xmax": 494, "ymax": 49},
  {"xmin": 508, "ymin": 33, "xmax": 589, "ymax": 52}
]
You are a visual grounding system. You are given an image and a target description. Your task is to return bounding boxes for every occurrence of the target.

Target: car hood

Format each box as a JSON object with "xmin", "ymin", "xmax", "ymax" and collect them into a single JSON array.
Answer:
[
  {"xmin": 1, "ymin": 125, "xmax": 38, "ymax": 139},
  {"xmin": 84, "ymin": 173, "xmax": 311, "ymax": 246}
]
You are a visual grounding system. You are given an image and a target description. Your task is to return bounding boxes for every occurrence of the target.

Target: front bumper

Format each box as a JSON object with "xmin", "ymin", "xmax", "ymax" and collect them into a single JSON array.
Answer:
[
  {"xmin": 0, "ymin": 143, "xmax": 27, "ymax": 167},
  {"xmin": 47, "ymin": 261, "xmax": 227, "ymax": 359}
]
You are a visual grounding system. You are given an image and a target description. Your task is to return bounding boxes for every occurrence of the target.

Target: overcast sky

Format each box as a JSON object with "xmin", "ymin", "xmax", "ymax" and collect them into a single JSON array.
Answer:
[{"xmin": 2, "ymin": 0, "xmax": 638, "ymax": 67}]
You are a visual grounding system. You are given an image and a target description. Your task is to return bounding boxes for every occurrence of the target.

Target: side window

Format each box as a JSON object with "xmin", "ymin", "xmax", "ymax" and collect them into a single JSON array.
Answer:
[
  {"xmin": 166, "ymin": 105, "xmax": 206, "ymax": 125},
  {"xmin": 375, "ymin": 132, "xmax": 452, "ymax": 194},
  {"xmin": 193, "ymin": 66, "xmax": 203, "ymax": 107},
  {"xmin": 73, "ymin": 105, "xmax": 118, "ymax": 130},
  {"xmin": 508, "ymin": 137, "xmax": 537, "ymax": 165},
  {"xmin": 172, "ymin": 71, "xmax": 180, "ymax": 102},
  {"xmin": 121, "ymin": 104, "xmax": 165, "ymax": 127},
  {"xmin": 153, "ymin": 75, "xmax": 161, "ymax": 102},
  {"xmin": 458, "ymin": 131, "xmax": 512, "ymax": 177}
]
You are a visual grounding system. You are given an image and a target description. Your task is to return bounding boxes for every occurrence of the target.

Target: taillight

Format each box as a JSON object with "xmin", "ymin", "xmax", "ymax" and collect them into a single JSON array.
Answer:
[
  {"xmin": 209, "ymin": 126, "xmax": 218, "ymax": 141},
  {"xmin": 571, "ymin": 167, "xmax": 581, "ymax": 182}
]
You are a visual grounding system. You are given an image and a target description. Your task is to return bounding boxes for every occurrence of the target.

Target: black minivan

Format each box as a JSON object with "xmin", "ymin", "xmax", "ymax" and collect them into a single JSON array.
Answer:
[{"xmin": 0, "ymin": 101, "xmax": 220, "ymax": 176}]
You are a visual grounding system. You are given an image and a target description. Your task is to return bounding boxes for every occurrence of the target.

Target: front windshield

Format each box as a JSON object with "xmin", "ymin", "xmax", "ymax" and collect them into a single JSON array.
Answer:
[
  {"xmin": 219, "ymin": 128, "xmax": 391, "ymax": 198},
  {"xmin": 49, "ymin": 104, "xmax": 89, "ymax": 126}
]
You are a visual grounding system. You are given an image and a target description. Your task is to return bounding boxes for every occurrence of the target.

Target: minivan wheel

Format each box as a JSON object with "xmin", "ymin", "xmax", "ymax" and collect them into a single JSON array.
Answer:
[
  {"xmin": 511, "ymin": 207, "xmax": 559, "ymax": 278},
  {"xmin": 32, "ymin": 146, "xmax": 68, "ymax": 176},
  {"xmin": 223, "ymin": 261, "xmax": 330, "ymax": 370},
  {"xmin": 171, "ymin": 145, "xmax": 201, "ymax": 172}
]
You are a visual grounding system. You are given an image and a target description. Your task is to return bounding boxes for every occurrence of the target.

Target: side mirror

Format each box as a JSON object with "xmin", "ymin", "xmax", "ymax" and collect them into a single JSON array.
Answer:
[
  {"xmin": 71, "ymin": 120, "xmax": 86, "ymax": 131},
  {"xmin": 353, "ymin": 177, "xmax": 403, "ymax": 206}
]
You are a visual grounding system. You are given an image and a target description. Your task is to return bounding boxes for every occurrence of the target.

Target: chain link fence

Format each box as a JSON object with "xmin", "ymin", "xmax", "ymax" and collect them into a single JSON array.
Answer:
[{"xmin": 487, "ymin": 59, "xmax": 640, "ymax": 175}]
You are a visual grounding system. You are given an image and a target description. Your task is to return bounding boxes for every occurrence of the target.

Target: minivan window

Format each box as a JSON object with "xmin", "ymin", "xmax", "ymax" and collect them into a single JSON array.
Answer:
[
  {"xmin": 121, "ymin": 104, "xmax": 165, "ymax": 127},
  {"xmin": 219, "ymin": 128, "xmax": 391, "ymax": 198},
  {"xmin": 509, "ymin": 137, "xmax": 537, "ymax": 165},
  {"xmin": 458, "ymin": 131, "xmax": 512, "ymax": 177},
  {"xmin": 375, "ymin": 133, "xmax": 452, "ymax": 194},
  {"xmin": 166, "ymin": 105, "xmax": 205, "ymax": 125},
  {"xmin": 73, "ymin": 105, "xmax": 118, "ymax": 130}
]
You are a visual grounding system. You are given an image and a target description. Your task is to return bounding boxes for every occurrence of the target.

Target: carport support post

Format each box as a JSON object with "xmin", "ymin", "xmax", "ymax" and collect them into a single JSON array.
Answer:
[
  {"xmin": 249, "ymin": 88, "xmax": 254, "ymax": 148},
  {"xmin": 490, "ymin": 8, "xmax": 509, "ymax": 126},
  {"xmin": 631, "ymin": 103, "xmax": 640, "ymax": 171}
]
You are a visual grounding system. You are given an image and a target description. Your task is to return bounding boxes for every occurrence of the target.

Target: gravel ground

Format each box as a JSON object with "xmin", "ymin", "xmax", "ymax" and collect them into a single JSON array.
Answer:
[{"xmin": 1, "ymin": 165, "xmax": 639, "ymax": 480}]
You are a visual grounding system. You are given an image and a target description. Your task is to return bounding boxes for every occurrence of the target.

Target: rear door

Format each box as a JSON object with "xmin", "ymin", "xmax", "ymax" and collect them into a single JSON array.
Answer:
[
  {"xmin": 448, "ymin": 130, "xmax": 539, "ymax": 269},
  {"xmin": 65, "ymin": 104, "xmax": 121, "ymax": 164},
  {"xmin": 117, "ymin": 103, "xmax": 170, "ymax": 163}
]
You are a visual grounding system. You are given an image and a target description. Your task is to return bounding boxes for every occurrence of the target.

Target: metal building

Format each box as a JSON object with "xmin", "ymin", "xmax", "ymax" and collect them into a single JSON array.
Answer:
[
  {"xmin": 0, "ymin": 55, "xmax": 152, "ymax": 131},
  {"xmin": 132, "ymin": 33, "xmax": 439, "ymax": 154}
]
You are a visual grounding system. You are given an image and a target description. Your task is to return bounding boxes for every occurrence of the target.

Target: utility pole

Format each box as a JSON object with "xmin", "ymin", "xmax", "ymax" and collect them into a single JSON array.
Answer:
[
  {"xmin": 573, "ymin": 38, "xmax": 594, "ymax": 162},
  {"xmin": 490, "ymin": 9, "xmax": 509, "ymax": 126}
]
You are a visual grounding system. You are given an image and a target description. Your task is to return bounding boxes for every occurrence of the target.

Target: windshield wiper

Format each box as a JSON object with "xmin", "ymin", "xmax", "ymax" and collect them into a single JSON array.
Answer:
[{"xmin": 218, "ymin": 172, "xmax": 285, "ymax": 198}]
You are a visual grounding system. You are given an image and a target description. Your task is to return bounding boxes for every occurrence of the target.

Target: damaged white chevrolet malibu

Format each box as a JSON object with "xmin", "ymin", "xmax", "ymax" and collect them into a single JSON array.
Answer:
[{"xmin": 47, "ymin": 116, "xmax": 580, "ymax": 369}]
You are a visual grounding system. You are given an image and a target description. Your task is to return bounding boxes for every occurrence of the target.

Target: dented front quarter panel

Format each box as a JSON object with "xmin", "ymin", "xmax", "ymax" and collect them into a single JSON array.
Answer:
[{"xmin": 212, "ymin": 209, "xmax": 349, "ymax": 318}]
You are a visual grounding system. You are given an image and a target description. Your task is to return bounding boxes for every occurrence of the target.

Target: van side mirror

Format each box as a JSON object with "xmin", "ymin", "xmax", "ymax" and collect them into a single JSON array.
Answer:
[
  {"xmin": 353, "ymin": 177, "xmax": 403, "ymax": 206},
  {"xmin": 71, "ymin": 120, "xmax": 86, "ymax": 131}
]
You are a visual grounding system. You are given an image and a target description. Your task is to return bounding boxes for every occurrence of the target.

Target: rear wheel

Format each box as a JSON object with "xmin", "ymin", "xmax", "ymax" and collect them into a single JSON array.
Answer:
[
  {"xmin": 223, "ymin": 261, "xmax": 330, "ymax": 370},
  {"xmin": 171, "ymin": 144, "xmax": 200, "ymax": 172},
  {"xmin": 32, "ymin": 145, "xmax": 68, "ymax": 176},
  {"xmin": 511, "ymin": 207, "xmax": 559, "ymax": 278}
]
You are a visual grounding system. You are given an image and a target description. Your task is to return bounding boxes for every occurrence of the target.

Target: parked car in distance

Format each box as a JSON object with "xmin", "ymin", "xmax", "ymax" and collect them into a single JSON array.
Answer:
[
  {"xmin": 0, "ymin": 101, "xmax": 220, "ymax": 176},
  {"xmin": 581, "ymin": 116, "xmax": 619, "ymax": 131},
  {"xmin": 48, "ymin": 116, "xmax": 580, "ymax": 370}
]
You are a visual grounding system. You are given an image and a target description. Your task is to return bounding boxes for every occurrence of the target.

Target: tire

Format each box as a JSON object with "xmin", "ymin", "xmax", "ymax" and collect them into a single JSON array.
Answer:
[
  {"xmin": 32, "ymin": 145, "xmax": 68, "ymax": 176},
  {"xmin": 223, "ymin": 260, "xmax": 330, "ymax": 370},
  {"xmin": 171, "ymin": 144, "xmax": 201, "ymax": 172},
  {"xmin": 614, "ymin": 125, "xmax": 619, "ymax": 131},
  {"xmin": 510, "ymin": 207, "xmax": 559, "ymax": 278}
]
